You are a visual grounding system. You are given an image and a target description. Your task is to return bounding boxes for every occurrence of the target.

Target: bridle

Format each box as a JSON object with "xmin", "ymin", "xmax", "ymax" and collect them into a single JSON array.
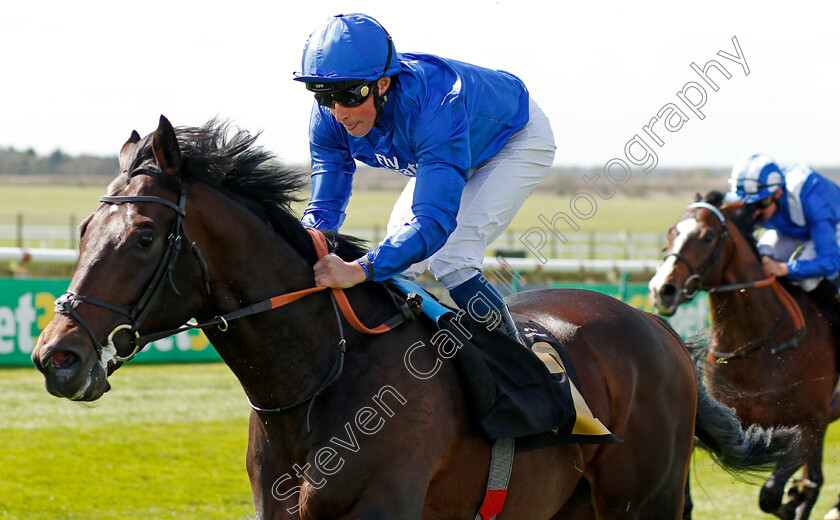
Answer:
[
  {"xmin": 662, "ymin": 202, "xmax": 734, "ymax": 299},
  {"xmin": 661, "ymin": 201, "xmax": 805, "ymax": 360},
  {"xmin": 52, "ymin": 175, "xmax": 418, "ymax": 423},
  {"xmin": 663, "ymin": 202, "xmax": 790, "ymax": 297},
  {"xmin": 54, "ymin": 181, "xmax": 211, "ymax": 369}
]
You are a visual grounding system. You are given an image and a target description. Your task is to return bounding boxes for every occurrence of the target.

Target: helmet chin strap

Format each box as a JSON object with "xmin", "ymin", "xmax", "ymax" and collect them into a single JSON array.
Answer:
[
  {"xmin": 373, "ymin": 77, "xmax": 393, "ymax": 127},
  {"xmin": 373, "ymin": 24, "xmax": 394, "ymax": 127}
]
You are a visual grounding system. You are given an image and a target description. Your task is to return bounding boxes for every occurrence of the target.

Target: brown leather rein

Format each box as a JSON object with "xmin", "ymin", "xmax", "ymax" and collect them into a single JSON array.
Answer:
[
  {"xmin": 706, "ymin": 276, "xmax": 805, "ymax": 332},
  {"xmin": 58, "ymin": 186, "xmax": 417, "ymax": 426},
  {"xmin": 137, "ymin": 227, "xmax": 410, "ymax": 347},
  {"xmin": 135, "ymin": 227, "xmax": 415, "ymax": 423}
]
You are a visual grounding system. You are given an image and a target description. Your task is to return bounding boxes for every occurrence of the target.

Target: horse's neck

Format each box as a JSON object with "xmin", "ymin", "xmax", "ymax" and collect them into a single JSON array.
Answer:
[
  {"xmin": 185, "ymin": 183, "xmax": 341, "ymax": 414},
  {"xmin": 708, "ymin": 237, "xmax": 792, "ymax": 348}
]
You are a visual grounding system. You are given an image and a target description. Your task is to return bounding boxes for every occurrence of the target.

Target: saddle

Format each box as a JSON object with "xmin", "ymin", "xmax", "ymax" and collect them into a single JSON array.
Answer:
[{"xmin": 387, "ymin": 278, "xmax": 619, "ymax": 452}]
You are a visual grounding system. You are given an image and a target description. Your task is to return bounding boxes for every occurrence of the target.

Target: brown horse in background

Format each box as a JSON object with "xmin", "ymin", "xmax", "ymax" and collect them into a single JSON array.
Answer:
[
  {"xmin": 649, "ymin": 193, "xmax": 840, "ymax": 520},
  {"xmin": 32, "ymin": 118, "xmax": 798, "ymax": 519}
]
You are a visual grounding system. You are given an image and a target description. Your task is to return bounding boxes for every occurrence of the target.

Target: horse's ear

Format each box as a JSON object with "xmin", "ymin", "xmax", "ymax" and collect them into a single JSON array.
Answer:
[
  {"xmin": 720, "ymin": 200, "xmax": 745, "ymax": 218},
  {"xmin": 152, "ymin": 115, "xmax": 182, "ymax": 177},
  {"xmin": 694, "ymin": 192, "xmax": 702, "ymax": 202},
  {"xmin": 119, "ymin": 130, "xmax": 141, "ymax": 173}
]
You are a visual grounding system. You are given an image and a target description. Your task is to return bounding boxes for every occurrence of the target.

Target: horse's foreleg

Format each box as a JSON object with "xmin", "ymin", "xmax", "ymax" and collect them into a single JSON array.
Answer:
[
  {"xmin": 788, "ymin": 456, "xmax": 824, "ymax": 520},
  {"xmin": 766, "ymin": 454, "xmax": 824, "ymax": 520},
  {"xmin": 759, "ymin": 464, "xmax": 800, "ymax": 515}
]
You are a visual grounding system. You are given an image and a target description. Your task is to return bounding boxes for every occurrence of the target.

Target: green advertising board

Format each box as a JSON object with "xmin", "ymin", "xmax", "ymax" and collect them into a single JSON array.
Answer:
[
  {"xmin": 0, "ymin": 278, "xmax": 708, "ymax": 366},
  {"xmin": 0, "ymin": 278, "xmax": 221, "ymax": 366}
]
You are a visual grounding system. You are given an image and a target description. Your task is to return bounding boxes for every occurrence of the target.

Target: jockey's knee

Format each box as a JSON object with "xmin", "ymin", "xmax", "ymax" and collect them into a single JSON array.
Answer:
[
  {"xmin": 438, "ymin": 267, "xmax": 482, "ymax": 290},
  {"xmin": 444, "ymin": 270, "xmax": 505, "ymax": 326}
]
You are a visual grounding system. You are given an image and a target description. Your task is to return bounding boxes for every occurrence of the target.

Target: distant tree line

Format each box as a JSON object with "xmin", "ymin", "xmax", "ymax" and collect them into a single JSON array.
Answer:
[{"xmin": 0, "ymin": 146, "xmax": 118, "ymax": 176}]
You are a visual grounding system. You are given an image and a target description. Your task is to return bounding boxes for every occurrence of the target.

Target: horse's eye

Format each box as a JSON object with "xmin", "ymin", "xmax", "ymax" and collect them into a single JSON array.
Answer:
[
  {"xmin": 138, "ymin": 233, "xmax": 155, "ymax": 248},
  {"xmin": 702, "ymin": 232, "xmax": 715, "ymax": 243}
]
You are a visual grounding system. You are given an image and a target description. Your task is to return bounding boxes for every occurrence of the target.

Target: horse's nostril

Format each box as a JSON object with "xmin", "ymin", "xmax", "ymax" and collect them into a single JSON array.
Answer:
[
  {"xmin": 660, "ymin": 284, "xmax": 677, "ymax": 298},
  {"xmin": 50, "ymin": 350, "xmax": 79, "ymax": 370},
  {"xmin": 52, "ymin": 350, "xmax": 69, "ymax": 365}
]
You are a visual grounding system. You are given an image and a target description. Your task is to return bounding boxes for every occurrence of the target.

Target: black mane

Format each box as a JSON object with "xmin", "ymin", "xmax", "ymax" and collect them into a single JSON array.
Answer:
[
  {"xmin": 124, "ymin": 119, "xmax": 368, "ymax": 263},
  {"xmin": 700, "ymin": 190, "xmax": 726, "ymax": 208}
]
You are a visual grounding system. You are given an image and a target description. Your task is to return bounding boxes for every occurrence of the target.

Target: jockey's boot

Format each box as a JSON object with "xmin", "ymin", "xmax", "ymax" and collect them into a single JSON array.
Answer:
[{"xmin": 497, "ymin": 303, "xmax": 524, "ymax": 345}]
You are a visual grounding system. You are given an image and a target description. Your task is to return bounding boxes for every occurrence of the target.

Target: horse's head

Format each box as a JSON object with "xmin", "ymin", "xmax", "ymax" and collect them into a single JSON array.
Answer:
[
  {"xmin": 32, "ymin": 116, "xmax": 208, "ymax": 400},
  {"xmin": 648, "ymin": 191, "xmax": 756, "ymax": 315}
]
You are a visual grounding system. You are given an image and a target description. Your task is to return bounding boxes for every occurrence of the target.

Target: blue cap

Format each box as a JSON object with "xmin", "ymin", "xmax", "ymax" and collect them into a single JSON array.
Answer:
[
  {"xmin": 294, "ymin": 13, "xmax": 400, "ymax": 83},
  {"xmin": 726, "ymin": 153, "xmax": 784, "ymax": 204}
]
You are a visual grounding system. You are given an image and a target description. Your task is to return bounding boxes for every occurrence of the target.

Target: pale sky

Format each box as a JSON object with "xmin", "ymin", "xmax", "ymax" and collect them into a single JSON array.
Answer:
[{"xmin": 1, "ymin": 1, "xmax": 838, "ymax": 169}]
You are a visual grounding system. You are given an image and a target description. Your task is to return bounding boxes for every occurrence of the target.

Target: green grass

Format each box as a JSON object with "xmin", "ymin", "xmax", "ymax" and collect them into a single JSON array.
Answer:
[
  {"xmin": 0, "ymin": 183, "xmax": 691, "ymax": 234},
  {"xmin": 689, "ymin": 447, "xmax": 840, "ymax": 519},
  {"xmin": 4, "ymin": 363, "xmax": 840, "ymax": 518},
  {"xmin": 341, "ymin": 190, "xmax": 692, "ymax": 234},
  {"xmin": 503, "ymin": 192, "xmax": 690, "ymax": 233},
  {"xmin": 0, "ymin": 185, "xmax": 104, "ymax": 223},
  {"xmin": 0, "ymin": 364, "xmax": 253, "ymax": 520}
]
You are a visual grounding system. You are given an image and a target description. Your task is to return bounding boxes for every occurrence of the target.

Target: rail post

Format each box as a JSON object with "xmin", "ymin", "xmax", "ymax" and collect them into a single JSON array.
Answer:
[{"xmin": 15, "ymin": 212, "xmax": 23, "ymax": 248}]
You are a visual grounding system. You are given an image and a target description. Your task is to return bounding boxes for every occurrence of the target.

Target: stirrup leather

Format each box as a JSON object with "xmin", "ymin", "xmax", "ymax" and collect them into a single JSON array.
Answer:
[{"xmin": 497, "ymin": 304, "xmax": 524, "ymax": 344}]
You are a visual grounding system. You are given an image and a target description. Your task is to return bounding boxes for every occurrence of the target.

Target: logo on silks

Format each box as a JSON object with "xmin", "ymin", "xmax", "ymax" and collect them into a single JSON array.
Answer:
[{"xmin": 375, "ymin": 154, "xmax": 417, "ymax": 177}]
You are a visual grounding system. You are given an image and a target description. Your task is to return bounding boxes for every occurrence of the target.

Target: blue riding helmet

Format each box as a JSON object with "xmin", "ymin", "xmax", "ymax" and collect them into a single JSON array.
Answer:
[
  {"xmin": 293, "ymin": 13, "xmax": 401, "ymax": 83},
  {"xmin": 726, "ymin": 153, "xmax": 784, "ymax": 204}
]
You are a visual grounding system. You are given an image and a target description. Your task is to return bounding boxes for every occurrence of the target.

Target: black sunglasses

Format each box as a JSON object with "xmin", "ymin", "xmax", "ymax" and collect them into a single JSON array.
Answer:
[
  {"xmin": 310, "ymin": 82, "xmax": 375, "ymax": 108},
  {"xmin": 757, "ymin": 195, "xmax": 776, "ymax": 208},
  {"xmin": 749, "ymin": 194, "xmax": 776, "ymax": 209}
]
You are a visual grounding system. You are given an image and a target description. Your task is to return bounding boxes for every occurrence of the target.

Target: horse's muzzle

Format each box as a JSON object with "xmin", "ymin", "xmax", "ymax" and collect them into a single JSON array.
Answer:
[
  {"xmin": 649, "ymin": 282, "xmax": 680, "ymax": 316},
  {"xmin": 32, "ymin": 332, "xmax": 111, "ymax": 401}
]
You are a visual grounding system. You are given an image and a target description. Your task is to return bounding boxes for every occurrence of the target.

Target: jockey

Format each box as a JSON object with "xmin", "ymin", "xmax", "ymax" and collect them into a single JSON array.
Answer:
[
  {"xmin": 293, "ymin": 13, "xmax": 556, "ymax": 342},
  {"xmin": 725, "ymin": 153, "xmax": 840, "ymax": 303}
]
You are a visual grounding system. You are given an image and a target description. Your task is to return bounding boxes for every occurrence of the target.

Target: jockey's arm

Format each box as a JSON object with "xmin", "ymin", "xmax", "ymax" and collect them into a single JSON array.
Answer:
[
  {"xmin": 308, "ymin": 81, "xmax": 471, "ymax": 286},
  {"xmin": 359, "ymin": 94, "xmax": 471, "ymax": 282},
  {"xmin": 785, "ymin": 217, "xmax": 840, "ymax": 280},
  {"xmin": 301, "ymin": 104, "xmax": 356, "ymax": 230},
  {"xmin": 301, "ymin": 169, "xmax": 353, "ymax": 230},
  {"xmin": 362, "ymin": 163, "xmax": 466, "ymax": 281},
  {"xmin": 311, "ymin": 164, "xmax": 465, "ymax": 288},
  {"xmin": 784, "ymin": 180, "xmax": 840, "ymax": 280}
]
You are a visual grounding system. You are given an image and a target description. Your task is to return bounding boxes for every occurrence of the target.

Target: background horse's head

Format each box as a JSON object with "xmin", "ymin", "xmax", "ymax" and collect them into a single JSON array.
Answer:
[
  {"xmin": 648, "ymin": 191, "xmax": 759, "ymax": 315},
  {"xmin": 31, "ymin": 115, "xmax": 322, "ymax": 401}
]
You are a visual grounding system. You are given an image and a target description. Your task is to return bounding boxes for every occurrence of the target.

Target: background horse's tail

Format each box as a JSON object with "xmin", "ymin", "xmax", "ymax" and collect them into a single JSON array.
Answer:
[
  {"xmin": 674, "ymin": 332, "xmax": 804, "ymax": 479},
  {"xmin": 647, "ymin": 316, "xmax": 802, "ymax": 479},
  {"xmin": 694, "ymin": 382, "xmax": 803, "ymax": 478},
  {"xmin": 694, "ymin": 380, "xmax": 802, "ymax": 479}
]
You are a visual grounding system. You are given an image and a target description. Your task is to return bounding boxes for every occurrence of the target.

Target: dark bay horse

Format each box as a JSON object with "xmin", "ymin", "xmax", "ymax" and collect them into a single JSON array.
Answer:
[
  {"xmin": 33, "ymin": 118, "xmax": 798, "ymax": 519},
  {"xmin": 649, "ymin": 193, "xmax": 840, "ymax": 520}
]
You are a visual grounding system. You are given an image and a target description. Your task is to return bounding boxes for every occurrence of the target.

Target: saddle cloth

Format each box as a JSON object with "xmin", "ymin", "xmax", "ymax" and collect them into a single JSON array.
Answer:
[{"xmin": 388, "ymin": 278, "xmax": 620, "ymax": 451}]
